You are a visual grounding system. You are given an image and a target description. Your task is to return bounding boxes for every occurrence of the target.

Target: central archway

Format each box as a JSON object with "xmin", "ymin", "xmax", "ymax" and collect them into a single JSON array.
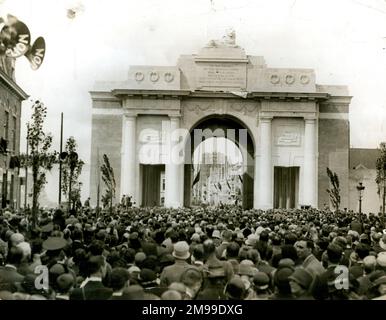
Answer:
[{"xmin": 183, "ymin": 114, "xmax": 255, "ymax": 209}]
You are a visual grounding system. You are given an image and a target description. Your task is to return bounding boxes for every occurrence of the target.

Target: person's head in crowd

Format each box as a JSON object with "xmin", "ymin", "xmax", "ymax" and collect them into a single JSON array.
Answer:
[
  {"xmin": 127, "ymin": 265, "xmax": 141, "ymax": 284},
  {"xmin": 6, "ymin": 246, "xmax": 23, "ymax": 267},
  {"xmin": 284, "ymin": 232, "xmax": 297, "ymax": 245},
  {"xmin": 142, "ymin": 255, "xmax": 160, "ymax": 273},
  {"xmin": 247, "ymin": 249, "xmax": 261, "ymax": 265},
  {"xmin": 363, "ymin": 255, "xmax": 377, "ymax": 274},
  {"xmin": 203, "ymin": 239, "xmax": 217, "ymax": 258},
  {"xmin": 221, "ymin": 229, "xmax": 233, "ymax": 243},
  {"xmin": 110, "ymin": 267, "xmax": 130, "ymax": 293},
  {"xmin": 172, "ymin": 241, "xmax": 190, "ymax": 261},
  {"xmin": 225, "ymin": 276, "xmax": 247, "ymax": 300},
  {"xmin": 294, "ymin": 239, "xmax": 314, "ymax": 261},
  {"xmin": 253, "ymin": 271, "xmax": 271, "ymax": 294},
  {"xmin": 88, "ymin": 240, "xmax": 105, "ymax": 256},
  {"xmin": 355, "ymin": 243, "xmax": 370, "ymax": 261},
  {"xmin": 161, "ymin": 289, "xmax": 182, "ymax": 300},
  {"xmin": 288, "ymin": 268, "xmax": 313, "ymax": 298},
  {"xmin": 139, "ymin": 268, "xmax": 158, "ymax": 288},
  {"xmin": 9, "ymin": 232, "xmax": 24, "ymax": 248},
  {"xmin": 181, "ymin": 268, "xmax": 203, "ymax": 299},
  {"xmin": 134, "ymin": 252, "xmax": 147, "ymax": 268},
  {"xmin": 86, "ymin": 255, "xmax": 107, "ymax": 279},
  {"xmin": 169, "ymin": 282, "xmax": 188, "ymax": 299},
  {"xmin": 122, "ymin": 285, "xmax": 145, "ymax": 300},
  {"xmin": 56, "ymin": 273, "xmax": 75, "ymax": 296},
  {"xmin": 226, "ymin": 242, "xmax": 240, "ymax": 260},
  {"xmin": 16, "ymin": 241, "xmax": 32, "ymax": 263},
  {"xmin": 326, "ymin": 243, "xmax": 343, "ymax": 265},
  {"xmin": 271, "ymin": 234, "xmax": 282, "ymax": 246},
  {"xmin": 281, "ymin": 245, "xmax": 298, "ymax": 262},
  {"xmin": 376, "ymin": 252, "xmax": 386, "ymax": 271},
  {"xmin": 191, "ymin": 244, "xmax": 204, "ymax": 264},
  {"xmin": 159, "ymin": 253, "xmax": 175, "ymax": 269},
  {"xmin": 273, "ymin": 266, "xmax": 295, "ymax": 296}
]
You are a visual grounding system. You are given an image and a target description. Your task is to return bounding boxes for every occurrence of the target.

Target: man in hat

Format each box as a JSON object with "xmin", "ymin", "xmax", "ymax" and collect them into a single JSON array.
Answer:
[
  {"xmin": 181, "ymin": 267, "xmax": 203, "ymax": 300},
  {"xmin": 108, "ymin": 267, "xmax": 130, "ymax": 300},
  {"xmin": 70, "ymin": 255, "xmax": 112, "ymax": 300},
  {"xmin": 197, "ymin": 239, "xmax": 234, "ymax": 300},
  {"xmin": 252, "ymin": 271, "xmax": 272, "ymax": 299},
  {"xmin": 160, "ymin": 241, "xmax": 194, "ymax": 287},
  {"xmin": 288, "ymin": 268, "xmax": 314, "ymax": 300},
  {"xmin": 224, "ymin": 276, "xmax": 247, "ymax": 300},
  {"xmin": 55, "ymin": 273, "xmax": 75, "ymax": 300},
  {"xmin": 0, "ymin": 246, "xmax": 25, "ymax": 292}
]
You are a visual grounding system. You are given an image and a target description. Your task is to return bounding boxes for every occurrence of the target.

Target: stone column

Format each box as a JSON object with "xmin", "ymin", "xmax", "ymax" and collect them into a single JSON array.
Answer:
[
  {"xmin": 303, "ymin": 118, "xmax": 317, "ymax": 207},
  {"xmin": 120, "ymin": 114, "xmax": 137, "ymax": 203},
  {"xmin": 165, "ymin": 116, "xmax": 183, "ymax": 208},
  {"xmin": 259, "ymin": 117, "xmax": 273, "ymax": 209}
]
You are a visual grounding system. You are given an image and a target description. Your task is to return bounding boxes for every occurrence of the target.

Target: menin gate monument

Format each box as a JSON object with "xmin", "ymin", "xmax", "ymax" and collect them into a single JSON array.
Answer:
[{"xmin": 89, "ymin": 31, "xmax": 351, "ymax": 210}]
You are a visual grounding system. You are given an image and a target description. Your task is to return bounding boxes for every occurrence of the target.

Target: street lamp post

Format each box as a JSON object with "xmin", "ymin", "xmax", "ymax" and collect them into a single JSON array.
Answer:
[{"xmin": 356, "ymin": 182, "xmax": 365, "ymax": 224}]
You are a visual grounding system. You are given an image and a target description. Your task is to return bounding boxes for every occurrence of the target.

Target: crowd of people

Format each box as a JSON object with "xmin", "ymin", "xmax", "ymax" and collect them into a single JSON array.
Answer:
[{"xmin": 0, "ymin": 203, "xmax": 386, "ymax": 300}]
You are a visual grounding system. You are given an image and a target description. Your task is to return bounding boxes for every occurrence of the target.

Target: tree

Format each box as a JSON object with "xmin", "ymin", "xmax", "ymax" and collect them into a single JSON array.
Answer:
[
  {"xmin": 60, "ymin": 137, "xmax": 84, "ymax": 211},
  {"xmin": 375, "ymin": 142, "xmax": 386, "ymax": 227},
  {"xmin": 100, "ymin": 154, "xmax": 116, "ymax": 214},
  {"xmin": 19, "ymin": 101, "xmax": 57, "ymax": 228},
  {"xmin": 326, "ymin": 167, "xmax": 341, "ymax": 211}
]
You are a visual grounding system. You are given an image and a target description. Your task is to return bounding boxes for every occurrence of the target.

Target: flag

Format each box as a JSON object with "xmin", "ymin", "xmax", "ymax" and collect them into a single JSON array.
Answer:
[
  {"xmin": 213, "ymin": 183, "xmax": 218, "ymax": 190},
  {"xmin": 226, "ymin": 179, "xmax": 231, "ymax": 190},
  {"xmin": 192, "ymin": 169, "xmax": 200, "ymax": 187},
  {"xmin": 217, "ymin": 182, "xmax": 222, "ymax": 191},
  {"xmin": 238, "ymin": 175, "xmax": 243, "ymax": 183}
]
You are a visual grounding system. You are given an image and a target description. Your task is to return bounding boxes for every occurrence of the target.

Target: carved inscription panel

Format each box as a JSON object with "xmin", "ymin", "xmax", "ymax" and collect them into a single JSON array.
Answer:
[{"xmin": 196, "ymin": 62, "xmax": 246, "ymax": 89}]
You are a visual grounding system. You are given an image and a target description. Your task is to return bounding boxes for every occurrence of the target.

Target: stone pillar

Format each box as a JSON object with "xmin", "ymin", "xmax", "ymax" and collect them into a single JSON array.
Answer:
[
  {"xmin": 120, "ymin": 114, "xmax": 137, "ymax": 203},
  {"xmin": 258, "ymin": 117, "xmax": 273, "ymax": 209},
  {"xmin": 165, "ymin": 116, "xmax": 183, "ymax": 208},
  {"xmin": 303, "ymin": 118, "xmax": 317, "ymax": 207}
]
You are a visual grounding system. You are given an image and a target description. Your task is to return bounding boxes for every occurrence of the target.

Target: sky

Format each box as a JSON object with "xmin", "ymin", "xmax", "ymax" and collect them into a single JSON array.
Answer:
[{"xmin": 1, "ymin": 0, "xmax": 386, "ymax": 204}]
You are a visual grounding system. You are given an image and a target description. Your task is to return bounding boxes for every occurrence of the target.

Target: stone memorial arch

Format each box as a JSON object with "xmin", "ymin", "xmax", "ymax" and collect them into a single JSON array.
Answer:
[{"xmin": 90, "ymin": 33, "xmax": 351, "ymax": 210}]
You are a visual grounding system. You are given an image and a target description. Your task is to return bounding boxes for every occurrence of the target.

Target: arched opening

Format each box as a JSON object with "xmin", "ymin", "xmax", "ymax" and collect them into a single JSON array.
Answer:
[
  {"xmin": 183, "ymin": 115, "xmax": 255, "ymax": 209},
  {"xmin": 191, "ymin": 137, "xmax": 244, "ymax": 207}
]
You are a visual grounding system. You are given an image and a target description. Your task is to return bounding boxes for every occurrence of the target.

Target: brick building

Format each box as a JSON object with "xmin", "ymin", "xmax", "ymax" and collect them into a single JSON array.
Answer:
[{"xmin": 0, "ymin": 56, "xmax": 28, "ymax": 209}]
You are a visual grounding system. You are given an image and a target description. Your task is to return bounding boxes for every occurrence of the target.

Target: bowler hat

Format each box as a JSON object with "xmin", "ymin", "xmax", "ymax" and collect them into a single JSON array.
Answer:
[
  {"xmin": 225, "ymin": 276, "xmax": 246, "ymax": 300},
  {"xmin": 42, "ymin": 237, "xmax": 67, "ymax": 251},
  {"xmin": 377, "ymin": 252, "xmax": 386, "ymax": 268},
  {"xmin": 56, "ymin": 273, "xmax": 75, "ymax": 292},
  {"xmin": 253, "ymin": 272, "xmax": 270, "ymax": 290},
  {"xmin": 288, "ymin": 268, "xmax": 313, "ymax": 289},
  {"xmin": 245, "ymin": 234, "xmax": 258, "ymax": 246},
  {"xmin": 172, "ymin": 241, "xmax": 190, "ymax": 260}
]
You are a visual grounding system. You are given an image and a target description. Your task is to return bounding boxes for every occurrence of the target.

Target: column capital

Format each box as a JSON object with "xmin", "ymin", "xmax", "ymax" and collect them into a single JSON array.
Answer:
[
  {"xmin": 304, "ymin": 118, "xmax": 316, "ymax": 124},
  {"xmin": 169, "ymin": 114, "xmax": 181, "ymax": 120},
  {"xmin": 259, "ymin": 116, "xmax": 273, "ymax": 123},
  {"xmin": 123, "ymin": 112, "xmax": 137, "ymax": 120}
]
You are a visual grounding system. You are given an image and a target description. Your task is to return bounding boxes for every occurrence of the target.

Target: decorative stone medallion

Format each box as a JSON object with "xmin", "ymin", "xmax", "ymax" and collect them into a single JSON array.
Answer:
[
  {"xmin": 285, "ymin": 74, "xmax": 295, "ymax": 85},
  {"xmin": 300, "ymin": 75, "xmax": 310, "ymax": 85},
  {"xmin": 270, "ymin": 74, "xmax": 280, "ymax": 84},
  {"xmin": 164, "ymin": 72, "xmax": 174, "ymax": 83},
  {"xmin": 134, "ymin": 72, "xmax": 144, "ymax": 82},
  {"xmin": 149, "ymin": 71, "xmax": 159, "ymax": 82}
]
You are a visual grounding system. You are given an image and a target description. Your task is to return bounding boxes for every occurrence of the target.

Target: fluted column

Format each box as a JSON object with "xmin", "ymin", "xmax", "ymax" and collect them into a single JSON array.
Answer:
[
  {"xmin": 120, "ymin": 114, "xmax": 137, "ymax": 203},
  {"xmin": 303, "ymin": 118, "xmax": 317, "ymax": 207},
  {"xmin": 258, "ymin": 117, "xmax": 273, "ymax": 209},
  {"xmin": 165, "ymin": 116, "xmax": 183, "ymax": 208}
]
